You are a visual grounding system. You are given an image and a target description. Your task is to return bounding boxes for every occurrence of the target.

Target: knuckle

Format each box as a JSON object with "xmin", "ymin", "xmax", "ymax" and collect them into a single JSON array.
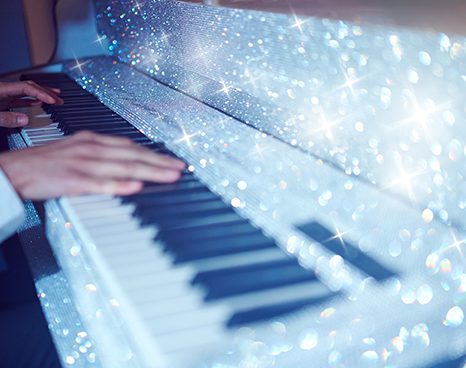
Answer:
[{"xmin": 0, "ymin": 113, "xmax": 14, "ymax": 127}]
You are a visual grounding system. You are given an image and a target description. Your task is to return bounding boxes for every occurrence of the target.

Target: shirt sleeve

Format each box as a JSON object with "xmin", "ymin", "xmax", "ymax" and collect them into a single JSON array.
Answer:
[{"xmin": 0, "ymin": 168, "xmax": 25, "ymax": 244}]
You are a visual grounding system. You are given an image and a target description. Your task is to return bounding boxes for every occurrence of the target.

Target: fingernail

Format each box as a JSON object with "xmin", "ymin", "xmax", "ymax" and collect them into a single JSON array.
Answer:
[
  {"xmin": 17, "ymin": 115, "xmax": 28, "ymax": 126},
  {"xmin": 52, "ymin": 88, "xmax": 60, "ymax": 93}
]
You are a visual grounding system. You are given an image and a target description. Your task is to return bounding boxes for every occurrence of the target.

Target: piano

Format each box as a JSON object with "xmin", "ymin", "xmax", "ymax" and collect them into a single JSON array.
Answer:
[{"xmin": 6, "ymin": 0, "xmax": 466, "ymax": 367}]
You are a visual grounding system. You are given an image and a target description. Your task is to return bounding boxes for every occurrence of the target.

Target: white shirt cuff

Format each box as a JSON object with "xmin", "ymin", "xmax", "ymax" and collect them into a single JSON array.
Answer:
[{"xmin": 0, "ymin": 168, "xmax": 25, "ymax": 243}]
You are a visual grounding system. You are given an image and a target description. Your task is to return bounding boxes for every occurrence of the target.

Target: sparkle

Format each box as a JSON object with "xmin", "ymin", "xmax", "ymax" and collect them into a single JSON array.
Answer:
[
  {"xmin": 174, "ymin": 126, "xmax": 198, "ymax": 151},
  {"xmin": 381, "ymin": 154, "xmax": 427, "ymax": 207},
  {"xmin": 443, "ymin": 230, "xmax": 466, "ymax": 263},
  {"xmin": 133, "ymin": 0, "xmax": 144, "ymax": 10},
  {"xmin": 243, "ymin": 70, "xmax": 263, "ymax": 89},
  {"xmin": 90, "ymin": 33, "xmax": 108, "ymax": 52},
  {"xmin": 287, "ymin": 5, "xmax": 310, "ymax": 34},
  {"xmin": 217, "ymin": 80, "xmax": 235, "ymax": 98},
  {"xmin": 70, "ymin": 54, "xmax": 86, "ymax": 75}
]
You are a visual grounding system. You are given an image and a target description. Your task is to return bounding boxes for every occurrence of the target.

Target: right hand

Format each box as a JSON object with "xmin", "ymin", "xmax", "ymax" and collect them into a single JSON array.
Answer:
[{"xmin": 0, "ymin": 131, "xmax": 186, "ymax": 200}]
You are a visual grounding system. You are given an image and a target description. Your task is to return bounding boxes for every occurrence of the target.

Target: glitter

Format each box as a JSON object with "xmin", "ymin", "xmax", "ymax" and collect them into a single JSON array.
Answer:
[
  {"xmin": 442, "ymin": 111, "xmax": 455, "ymax": 126},
  {"xmin": 361, "ymin": 351, "xmax": 378, "ymax": 363},
  {"xmin": 319, "ymin": 308, "xmax": 336, "ymax": 321},
  {"xmin": 389, "ymin": 240, "xmax": 402, "ymax": 257},
  {"xmin": 85, "ymin": 284, "xmax": 97, "ymax": 292},
  {"xmin": 399, "ymin": 229, "xmax": 411, "ymax": 242},
  {"xmin": 259, "ymin": 202, "xmax": 269, "ymax": 211},
  {"xmin": 416, "ymin": 284, "xmax": 433, "ymax": 305},
  {"xmin": 298, "ymin": 329, "xmax": 318, "ymax": 350},
  {"xmin": 70, "ymin": 245, "xmax": 81, "ymax": 256},
  {"xmin": 278, "ymin": 181, "xmax": 287, "ymax": 189},
  {"xmin": 440, "ymin": 259, "xmax": 452, "ymax": 273},
  {"xmin": 231, "ymin": 198, "xmax": 241, "ymax": 207},
  {"xmin": 66, "ymin": 356, "xmax": 75, "ymax": 365},
  {"xmin": 425, "ymin": 252, "xmax": 440, "ymax": 274},
  {"xmin": 328, "ymin": 350, "xmax": 343, "ymax": 365},
  {"xmin": 421, "ymin": 209, "xmax": 434, "ymax": 223},
  {"xmin": 344, "ymin": 180, "xmax": 353, "ymax": 190},
  {"xmin": 391, "ymin": 336, "xmax": 404, "ymax": 353},
  {"xmin": 238, "ymin": 180, "xmax": 247, "ymax": 190},
  {"xmin": 438, "ymin": 210, "xmax": 448, "ymax": 223},
  {"xmin": 355, "ymin": 121, "xmax": 364, "ymax": 132},
  {"xmin": 443, "ymin": 306, "xmax": 464, "ymax": 328},
  {"xmin": 418, "ymin": 51, "xmax": 431, "ymax": 66},
  {"xmin": 65, "ymin": 222, "xmax": 72, "ymax": 229},
  {"xmin": 401, "ymin": 289, "xmax": 416, "ymax": 304}
]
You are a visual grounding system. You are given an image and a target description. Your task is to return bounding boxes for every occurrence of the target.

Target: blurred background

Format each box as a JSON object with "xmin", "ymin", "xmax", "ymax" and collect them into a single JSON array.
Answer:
[{"xmin": 1, "ymin": 0, "xmax": 466, "ymax": 75}]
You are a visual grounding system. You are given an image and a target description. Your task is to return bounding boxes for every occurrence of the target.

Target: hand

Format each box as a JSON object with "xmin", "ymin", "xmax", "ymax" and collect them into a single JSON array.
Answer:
[
  {"xmin": 0, "ymin": 131, "xmax": 186, "ymax": 200},
  {"xmin": 0, "ymin": 81, "xmax": 64, "ymax": 127}
]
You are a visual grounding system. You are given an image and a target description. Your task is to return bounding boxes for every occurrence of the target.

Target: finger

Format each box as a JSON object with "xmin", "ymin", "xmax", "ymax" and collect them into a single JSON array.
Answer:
[
  {"xmin": 70, "ymin": 132, "xmax": 186, "ymax": 169},
  {"xmin": 73, "ymin": 158, "xmax": 183, "ymax": 183},
  {"xmin": 71, "ymin": 130, "xmax": 136, "ymax": 147},
  {"xmin": 69, "ymin": 177, "xmax": 144, "ymax": 196},
  {"xmin": 73, "ymin": 142, "xmax": 186, "ymax": 170},
  {"xmin": 6, "ymin": 81, "xmax": 64, "ymax": 105},
  {"xmin": 8, "ymin": 99, "xmax": 43, "ymax": 108},
  {"xmin": 45, "ymin": 87, "xmax": 61, "ymax": 96},
  {"xmin": 0, "ymin": 112, "xmax": 28, "ymax": 127}
]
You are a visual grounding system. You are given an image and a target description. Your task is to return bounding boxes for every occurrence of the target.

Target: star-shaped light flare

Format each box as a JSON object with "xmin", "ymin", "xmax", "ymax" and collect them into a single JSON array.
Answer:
[
  {"xmin": 287, "ymin": 4, "xmax": 310, "ymax": 34},
  {"xmin": 243, "ymin": 70, "xmax": 263, "ymax": 89},
  {"xmin": 325, "ymin": 225, "xmax": 353, "ymax": 256},
  {"xmin": 90, "ymin": 33, "xmax": 108, "ymax": 50},
  {"xmin": 133, "ymin": 0, "xmax": 145, "ymax": 10},
  {"xmin": 70, "ymin": 54, "xmax": 87, "ymax": 75},
  {"xmin": 381, "ymin": 155, "xmax": 427, "ymax": 207},
  {"xmin": 444, "ymin": 230, "xmax": 466, "ymax": 264},
  {"xmin": 217, "ymin": 80, "xmax": 235, "ymax": 98},
  {"xmin": 174, "ymin": 126, "xmax": 198, "ymax": 154}
]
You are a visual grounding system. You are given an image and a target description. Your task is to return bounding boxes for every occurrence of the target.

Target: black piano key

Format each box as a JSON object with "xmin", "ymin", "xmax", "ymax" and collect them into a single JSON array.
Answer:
[
  {"xmin": 60, "ymin": 120, "xmax": 130, "ymax": 130},
  {"xmin": 57, "ymin": 117, "xmax": 127, "ymax": 129},
  {"xmin": 157, "ymin": 211, "xmax": 244, "ymax": 231},
  {"xmin": 227, "ymin": 294, "xmax": 335, "ymax": 327},
  {"xmin": 64, "ymin": 125, "xmax": 139, "ymax": 135},
  {"xmin": 192, "ymin": 259, "xmax": 316, "ymax": 300},
  {"xmin": 126, "ymin": 181, "xmax": 208, "ymax": 199},
  {"xmin": 51, "ymin": 102, "xmax": 105, "ymax": 109},
  {"xmin": 52, "ymin": 110, "xmax": 120, "ymax": 119},
  {"xmin": 140, "ymin": 174, "xmax": 198, "ymax": 190},
  {"xmin": 56, "ymin": 116, "xmax": 126, "ymax": 125},
  {"xmin": 134, "ymin": 197, "xmax": 228, "ymax": 215},
  {"xmin": 136, "ymin": 202, "xmax": 233, "ymax": 227},
  {"xmin": 126, "ymin": 190, "xmax": 218, "ymax": 209},
  {"xmin": 169, "ymin": 232, "xmax": 277, "ymax": 263},
  {"xmin": 158, "ymin": 219, "xmax": 258, "ymax": 244},
  {"xmin": 297, "ymin": 222, "xmax": 396, "ymax": 281}
]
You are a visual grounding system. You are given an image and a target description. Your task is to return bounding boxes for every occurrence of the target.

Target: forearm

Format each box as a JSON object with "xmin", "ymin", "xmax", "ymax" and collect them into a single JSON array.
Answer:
[{"xmin": 0, "ymin": 168, "xmax": 25, "ymax": 244}]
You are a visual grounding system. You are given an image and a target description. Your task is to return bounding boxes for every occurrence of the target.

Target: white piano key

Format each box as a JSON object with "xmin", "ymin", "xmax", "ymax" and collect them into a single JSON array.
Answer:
[
  {"xmin": 136, "ymin": 293, "xmax": 206, "ymax": 319},
  {"xmin": 145, "ymin": 305, "xmax": 230, "ymax": 336},
  {"xmin": 86, "ymin": 221, "xmax": 142, "ymax": 238},
  {"xmin": 71, "ymin": 198, "xmax": 127, "ymax": 213},
  {"xmin": 77, "ymin": 205, "xmax": 135, "ymax": 220},
  {"xmin": 125, "ymin": 282, "xmax": 192, "ymax": 304},
  {"xmin": 66, "ymin": 194, "xmax": 115, "ymax": 205},
  {"xmin": 159, "ymin": 323, "xmax": 227, "ymax": 354}
]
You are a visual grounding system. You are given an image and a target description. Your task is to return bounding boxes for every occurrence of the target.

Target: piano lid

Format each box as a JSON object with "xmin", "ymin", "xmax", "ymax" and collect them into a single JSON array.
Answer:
[{"xmin": 88, "ymin": 0, "xmax": 466, "ymax": 229}]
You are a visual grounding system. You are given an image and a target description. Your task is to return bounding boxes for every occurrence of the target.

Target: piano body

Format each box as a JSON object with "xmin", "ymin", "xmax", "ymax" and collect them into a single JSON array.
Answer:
[{"xmin": 6, "ymin": 0, "xmax": 466, "ymax": 367}]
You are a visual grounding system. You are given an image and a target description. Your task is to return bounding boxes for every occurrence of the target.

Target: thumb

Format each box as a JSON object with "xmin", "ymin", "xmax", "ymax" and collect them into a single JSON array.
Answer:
[{"xmin": 0, "ymin": 112, "xmax": 29, "ymax": 127}]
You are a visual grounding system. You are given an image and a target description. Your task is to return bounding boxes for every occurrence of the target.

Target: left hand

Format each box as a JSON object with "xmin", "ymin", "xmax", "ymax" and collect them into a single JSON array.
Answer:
[{"xmin": 0, "ymin": 81, "xmax": 64, "ymax": 127}]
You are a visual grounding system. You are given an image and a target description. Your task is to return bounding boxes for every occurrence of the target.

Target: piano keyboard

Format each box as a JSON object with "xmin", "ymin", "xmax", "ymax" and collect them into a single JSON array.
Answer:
[{"xmin": 15, "ymin": 73, "xmax": 338, "ymax": 364}]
